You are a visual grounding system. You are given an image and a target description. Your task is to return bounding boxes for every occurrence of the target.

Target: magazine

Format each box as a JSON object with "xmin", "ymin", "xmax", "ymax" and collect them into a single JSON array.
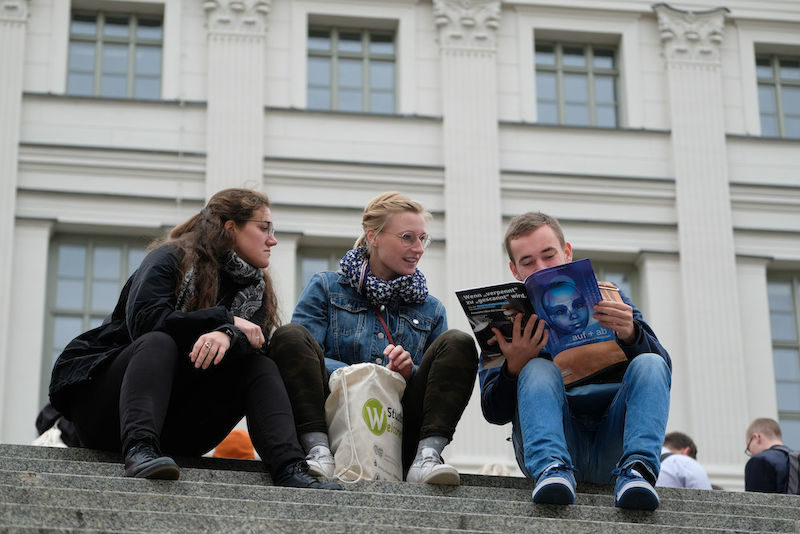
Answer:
[{"xmin": 456, "ymin": 259, "xmax": 619, "ymax": 374}]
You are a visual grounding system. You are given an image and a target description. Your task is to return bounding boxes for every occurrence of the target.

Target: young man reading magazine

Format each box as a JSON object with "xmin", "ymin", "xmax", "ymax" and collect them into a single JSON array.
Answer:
[{"xmin": 478, "ymin": 212, "xmax": 671, "ymax": 510}]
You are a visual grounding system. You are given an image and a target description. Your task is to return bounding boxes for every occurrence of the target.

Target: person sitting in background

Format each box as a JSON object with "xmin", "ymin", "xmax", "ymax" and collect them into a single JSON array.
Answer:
[{"xmin": 656, "ymin": 431, "xmax": 712, "ymax": 490}]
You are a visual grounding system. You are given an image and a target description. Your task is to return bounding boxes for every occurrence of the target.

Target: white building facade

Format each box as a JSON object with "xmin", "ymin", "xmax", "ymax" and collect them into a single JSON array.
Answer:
[{"xmin": 1, "ymin": 0, "xmax": 799, "ymax": 490}]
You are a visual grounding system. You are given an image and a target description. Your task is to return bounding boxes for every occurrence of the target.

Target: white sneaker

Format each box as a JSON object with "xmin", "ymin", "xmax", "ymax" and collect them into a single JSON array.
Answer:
[
  {"xmin": 305, "ymin": 445, "xmax": 335, "ymax": 478},
  {"xmin": 406, "ymin": 447, "xmax": 460, "ymax": 485}
]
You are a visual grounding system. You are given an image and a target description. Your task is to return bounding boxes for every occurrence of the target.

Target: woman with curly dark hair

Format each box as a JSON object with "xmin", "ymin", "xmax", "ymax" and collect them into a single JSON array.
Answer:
[{"xmin": 48, "ymin": 188, "xmax": 340, "ymax": 490}]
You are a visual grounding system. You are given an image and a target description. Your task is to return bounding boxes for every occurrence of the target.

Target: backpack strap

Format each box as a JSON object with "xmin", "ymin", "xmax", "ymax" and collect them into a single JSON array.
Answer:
[
  {"xmin": 660, "ymin": 452, "xmax": 675, "ymax": 463},
  {"xmin": 773, "ymin": 445, "xmax": 800, "ymax": 495}
]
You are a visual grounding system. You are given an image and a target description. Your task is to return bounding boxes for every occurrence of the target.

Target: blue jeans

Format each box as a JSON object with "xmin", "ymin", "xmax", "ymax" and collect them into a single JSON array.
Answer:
[{"xmin": 512, "ymin": 353, "xmax": 671, "ymax": 484}]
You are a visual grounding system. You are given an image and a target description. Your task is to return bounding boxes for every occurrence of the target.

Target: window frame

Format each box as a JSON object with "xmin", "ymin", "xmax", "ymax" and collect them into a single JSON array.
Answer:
[
  {"xmin": 767, "ymin": 274, "xmax": 800, "ymax": 444},
  {"xmin": 756, "ymin": 53, "xmax": 800, "ymax": 139},
  {"xmin": 296, "ymin": 246, "xmax": 349, "ymax": 299},
  {"xmin": 535, "ymin": 41, "xmax": 620, "ymax": 128},
  {"xmin": 67, "ymin": 10, "xmax": 163, "ymax": 100},
  {"xmin": 307, "ymin": 25, "xmax": 396, "ymax": 114}
]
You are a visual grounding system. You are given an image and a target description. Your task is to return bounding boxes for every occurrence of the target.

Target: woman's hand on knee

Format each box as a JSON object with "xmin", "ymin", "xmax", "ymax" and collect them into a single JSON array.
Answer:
[
  {"xmin": 190, "ymin": 331, "xmax": 231, "ymax": 369},
  {"xmin": 234, "ymin": 316, "xmax": 266, "ymax": 349},
  {"xmin": 385, "ymin": 344, "xmax": 413, "ymax": 380}
]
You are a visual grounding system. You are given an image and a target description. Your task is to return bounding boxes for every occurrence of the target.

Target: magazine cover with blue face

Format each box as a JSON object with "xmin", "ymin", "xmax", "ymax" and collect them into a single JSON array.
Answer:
[{"xmin": 523, "ymin": 258, "xmax": 615, "ymax": 355}]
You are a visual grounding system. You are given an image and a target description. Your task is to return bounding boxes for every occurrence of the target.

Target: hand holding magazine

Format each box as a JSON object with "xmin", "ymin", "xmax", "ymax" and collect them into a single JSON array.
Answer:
[{"xmin": 456, "ymin": 258, "xmax": 627, "ymax": 388}]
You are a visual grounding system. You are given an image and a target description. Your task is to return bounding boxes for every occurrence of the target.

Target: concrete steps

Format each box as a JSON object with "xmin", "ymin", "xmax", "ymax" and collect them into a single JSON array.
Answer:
[{"xmin": 0, "ymin": 444, "xmax": 798, "ymax": 533}]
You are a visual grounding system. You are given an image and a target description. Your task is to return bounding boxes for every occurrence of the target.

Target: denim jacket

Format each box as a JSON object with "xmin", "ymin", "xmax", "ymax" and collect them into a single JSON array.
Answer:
[{"xmin": 292, "ymin": 271, "xmax": 447, "ymax": 367}]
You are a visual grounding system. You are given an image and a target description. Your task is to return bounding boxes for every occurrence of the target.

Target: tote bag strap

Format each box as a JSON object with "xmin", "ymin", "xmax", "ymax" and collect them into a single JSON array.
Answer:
[{"xmin": 335, "ymin": 369, "xmax": 365, "ymax": 484}]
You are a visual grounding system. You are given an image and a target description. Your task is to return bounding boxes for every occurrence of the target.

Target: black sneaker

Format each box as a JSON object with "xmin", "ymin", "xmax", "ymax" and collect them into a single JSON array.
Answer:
[
  {"xmin": 274, "ymin": 460, "xmax": 343, "ymax": 490},
  {"xmin": 123, "ymin": 440, "xmax": 180, "ymax": 480}
]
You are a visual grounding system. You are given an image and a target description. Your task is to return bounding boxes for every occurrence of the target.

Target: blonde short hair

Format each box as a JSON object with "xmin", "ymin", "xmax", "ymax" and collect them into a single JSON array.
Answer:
[{"xmin": 353, "ymin": 191, "xmax": 431, "ymax": 251}]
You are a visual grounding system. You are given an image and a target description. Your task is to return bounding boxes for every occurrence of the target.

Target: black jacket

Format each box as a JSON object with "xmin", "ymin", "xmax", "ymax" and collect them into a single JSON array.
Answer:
[
  {"xmin": 745, "ymin": 445, "xmax": 790, "ymax": 493},
  {"xmin": 49, "ymin": 244, "xmax": 264, "ymax": 417}
]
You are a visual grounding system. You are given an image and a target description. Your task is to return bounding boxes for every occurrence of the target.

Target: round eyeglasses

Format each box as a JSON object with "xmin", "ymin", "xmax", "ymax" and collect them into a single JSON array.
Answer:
[
  {"xmin": 386, "ymin": 231, "xmax": 431, "ymax": 249},
  {"xmin": 243, "ymin": 219, "xmax": 275, "ymax": 237}
]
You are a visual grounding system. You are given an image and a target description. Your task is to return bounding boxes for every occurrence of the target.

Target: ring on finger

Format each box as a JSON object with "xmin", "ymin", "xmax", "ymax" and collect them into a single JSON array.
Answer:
[{"xmin": 204, "ymin": 341, "xmax": 212, "ymax": 348}]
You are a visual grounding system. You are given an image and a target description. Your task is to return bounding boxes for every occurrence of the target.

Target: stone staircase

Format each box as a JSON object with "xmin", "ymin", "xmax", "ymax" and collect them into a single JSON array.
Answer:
[{"xmin": 1, "ymin": 443, "xmax": 798, "ymax": 533}]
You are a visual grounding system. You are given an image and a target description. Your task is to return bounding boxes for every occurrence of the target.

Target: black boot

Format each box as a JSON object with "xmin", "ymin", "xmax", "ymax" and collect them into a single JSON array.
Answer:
[
  {"xmin": 274, "ymin": 460, "xmax": 343, "ymax": 490},
  {"xmin": 124, "ymin": 440, "xmax": 180, "ymax": 480}
]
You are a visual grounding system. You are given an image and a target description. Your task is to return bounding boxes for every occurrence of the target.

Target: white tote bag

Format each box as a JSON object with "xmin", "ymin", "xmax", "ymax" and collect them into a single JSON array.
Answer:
[{"xmin": 325, "ymin": 363, "xmax": 406, "ymax": 482}]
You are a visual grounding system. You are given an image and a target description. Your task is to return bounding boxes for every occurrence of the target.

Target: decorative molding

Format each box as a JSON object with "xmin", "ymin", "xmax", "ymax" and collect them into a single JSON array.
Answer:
[
  {"xmin": 653, "ymin": 3, "xmax": 728, "ymax": 64},
  {"xmin": 433, "ymin": 0, "xmax": 500, "ymax": 51},
  {"xmin": 0, "ymin": 0, "xmax": 28, "ymax": 23},
  {"xmin": 204, "ymin": 0, "xmax": 270, "ymax": 36}
]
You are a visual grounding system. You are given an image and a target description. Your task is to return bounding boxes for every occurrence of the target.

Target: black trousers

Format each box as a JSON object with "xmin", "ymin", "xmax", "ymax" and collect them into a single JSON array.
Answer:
[
  {"xmin": 65, "ymin": 328, "xmax": 304, "ymax": 478},
  {"xmin": 269, "ymin": 324, "xmax": 478, "ymax": 473}
]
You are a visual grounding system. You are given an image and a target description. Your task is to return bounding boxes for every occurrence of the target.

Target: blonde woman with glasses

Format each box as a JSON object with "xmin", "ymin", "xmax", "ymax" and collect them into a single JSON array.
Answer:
[{"xmin": 270, "ymin": 191, "xmax": 478, "ymax": 485}]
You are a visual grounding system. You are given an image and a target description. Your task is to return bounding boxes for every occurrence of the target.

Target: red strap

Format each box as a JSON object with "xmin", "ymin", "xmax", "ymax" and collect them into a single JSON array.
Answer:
[{"xmin": 374, "ymin": 306, "xmax": 395, "ymax": 345}]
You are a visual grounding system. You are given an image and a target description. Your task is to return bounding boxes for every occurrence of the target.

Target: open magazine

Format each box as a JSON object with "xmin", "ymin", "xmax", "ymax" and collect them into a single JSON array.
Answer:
[{"xmin": 456, "ymin": 259, "xmax": 625, "ymax": 385}]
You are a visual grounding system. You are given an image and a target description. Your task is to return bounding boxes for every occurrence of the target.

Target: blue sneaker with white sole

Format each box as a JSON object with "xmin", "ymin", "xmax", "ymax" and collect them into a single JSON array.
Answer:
[
  {"xmin": 613, "ymin": 467, "xmax": 659, "ymax": 511},
  {"xmin": 531, "ymin": 465, "xmax": 576, "ymax": 505}
]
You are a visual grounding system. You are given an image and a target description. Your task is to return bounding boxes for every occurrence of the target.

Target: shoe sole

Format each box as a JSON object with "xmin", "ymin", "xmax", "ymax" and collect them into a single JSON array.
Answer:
[
  {"xmin": 125, "ymin": 458, "xmax": 180, "ymax": 480},
  {"xmin": 615, "ymin": 485, "xmax": 659, "ymax": 511},
  {"xmin": 422, "ymin": 469, "xmax": 460, "ymax": 486},
  {"xmin": 532, "ymin": 480, "xmax": 576, "ymax": 505},
  {"xmin": 306, "ymin": 461, "xmax": 335, "ymax": 479}
]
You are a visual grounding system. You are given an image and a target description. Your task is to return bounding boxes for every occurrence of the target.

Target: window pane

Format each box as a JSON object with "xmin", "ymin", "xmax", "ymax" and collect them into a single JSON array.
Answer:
[
  {"xmin": 91, "ymin": 280, "xmax": 120, "ymax": 311},
  {"xmin": 307, "ymin": 87, "xmax": 330, "ymax": 110},
  {"xmin": 537, "ymin": 101, "xmax": 558, "ymax": 124},
  {"xmin": 71, "ymin": 14, "xmax": 97, "ymax": 36},
  {"xmin": 774, "ymin": 348, "xmax": 800, "ymax": 380},
  {"xmin": 771, "ymin": 311, "xmax": 798, "ymax": 342},
  {"xmin": 758, "ymin": 84, "xmax": 777, "ymax": 113},
  {"xmin": 53, "ymin": 316, "xmax": 83, "ymax": 351},
  {"xmin": 338, "ymin": 88, "xmax": 362, "ymax": 112},
  {"xmin": 535, "ymin": 44, "xmax": 555, "ymax": 66},
  {"xmin": 776, "ymin": 382, "xmax": 800, "ymax": 412},
  {"xmin": 756, "ymin": 57, "xmax": 772, "ymax": 79},
  {"xmin": 761, "ymin": 114, "xmax": 779, "ymax": 137},
  {"xmin": 536, "ymin": 71, "xmax": 557, "ymax": 100},
  {"xmin": 56, "ymin": 280, "xmax": 84, "ymax": 309},
  {"xmin": 370, "ymin": 91, "xmax": 394, "ymax": 113},
  {"xmin": 101, "ymin": 74, "xmax": 127, "ymax": 98},
  {"xmin": 102, "ymin": 43, "xmax": 128, "ymax": 74},
  {"xmin": 308, "ymin": 57, "xmax": 331, "ymax": 86},
  {"xmin": 596, "ymin": 104, "xmax": 617, "ymax": 127},
  {"xmin": 780, "ymin": 418, "xmax": 800, "ymax": 449},
  {"xmin": 370, "ymin": 33, "xmax": 394, "ymax": 55},
  {"xmin": 338, "ymin": 31, "xmax": 362, "ymax": 53},
  {"xmin": 783, "ymin": 87, "xmax": 800, "ymax": 113},
  {"xmin": 338, "ymin": 58, "xmax": 363, "ymax": 89},
  {"xmin": 129, "ymin": 248, "xmax": 146, "ymax": 276},
  {"xmin": 67, "ymin": 73, "xmax": 94, "ymax": 96},
  {"xmin": 135, "ymin": 76, "xmax": 160, "ymax": 100},
  {"xmin": 600, "ymin": 272, "xmax": 631, "ymax": 296},
  {"xmin": 565, "ymin": 103, "xmax": 589, "ymax": 126},
  {"xmin": 593, "ymin": 48, "xmax": 615, "ymax": 69},
  {"xmin": 563, "ymin": 73, "xmax": 588, "ymax": 102},
  {"xmin": 137, "ymin": 18, "xmax": 162, "ymax": 40},
  {"xmin": 93, "ymin": 247, "xmax": 121, "ymax": 279},
  {"xmin": 69, "ymin": 41, "xmax": 95, "ymax": 72},
  {"xmin": 135, "ymin": 46, "xmax": 161, "ymax": 75},
  {"xmin": 370, "ymin": 61, "xmax": 394, "ymax": 90},
  {"xmin": 301, "ymin": 258, "xmax": 330, "ymax": 289},
  {"xmin": 104, "ymin": 16, "xmax": 129, "ymax": 38},
  {"xmin": 779, "ymin": 58, "xmax": 800, "ymax": 80},
  {"xmin": 594, "ymin": 76, "xmax": 615, "ymax": 103},
  {"xmin": 562, "ymin": 46, "xmax": 586, "ymax": 68},
  {"xmin": 58, "ymin": 245, "xmax": 86, "ymax": 277},
  {"xmin": 785, "ymin": 115, "xmax": 800, "ymax": 139},
  {"xmin": 768, "ymin": 281, "xmax": 794, "ymax": 311},
  {"xmin": 308, "ymin": 29, "xmax": 331, "ymax": 51}
]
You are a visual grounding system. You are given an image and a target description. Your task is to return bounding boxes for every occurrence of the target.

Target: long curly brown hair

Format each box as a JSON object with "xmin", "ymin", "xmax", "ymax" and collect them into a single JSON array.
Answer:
[{"xmin": 151, "ymin": 188, "xmax": 279, "ymax": 334}]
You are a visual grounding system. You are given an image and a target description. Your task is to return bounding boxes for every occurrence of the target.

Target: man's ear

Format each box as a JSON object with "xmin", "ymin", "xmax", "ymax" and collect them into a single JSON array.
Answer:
[
  {"xmin": 564, "ymin": 241, "xmax": 573, "ymax": 263},
  {"xmin": 509, "ymin": 260, "xmax": 523, "ymax": 281},
  {"xmin": 678, "ymin": 446, "xmax": 691, "ymax": 456}
]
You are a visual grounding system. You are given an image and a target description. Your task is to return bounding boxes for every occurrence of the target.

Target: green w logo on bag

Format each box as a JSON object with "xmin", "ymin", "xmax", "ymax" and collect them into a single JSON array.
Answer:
[{"xmin": 362, "ymin": 398, "xmax": 388, "ymax": 435}]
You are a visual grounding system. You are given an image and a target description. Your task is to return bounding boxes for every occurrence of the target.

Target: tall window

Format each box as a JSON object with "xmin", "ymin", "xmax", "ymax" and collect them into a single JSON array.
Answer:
[
  {"xmin": 296, "ymin": 247, "xmax": 349, "ymax": 299},
  {"xmin": 44, "ymin": 238, "xmax": 147, "ymax": 397},
  {"xmin": 535, "ymin": 42, "xmax": 618, "ymax": 127},
  {"xmin": 767, "ymin": 276, "xmax": 800, "ymax": 448},
  {"xmin": 307, "ymin": 26, "xmax": 396, "ymax": 113},
  {"xmin": 67, "ymin": 11, "xmax": 163, "ymax": 99},
  {"xmin": 757, "ymin": 55, "xmax": 800, "ymax": 139}
]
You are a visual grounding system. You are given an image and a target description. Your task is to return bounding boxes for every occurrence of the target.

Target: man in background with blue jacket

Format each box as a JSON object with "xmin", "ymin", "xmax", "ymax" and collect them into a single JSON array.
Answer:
[{"xmin": 479, "ymin": 212, "xmax": 671, "ymax": 510}]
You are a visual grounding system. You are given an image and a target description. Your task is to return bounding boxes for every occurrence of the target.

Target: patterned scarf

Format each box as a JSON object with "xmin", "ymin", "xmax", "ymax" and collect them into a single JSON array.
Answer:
[
  {"xmin": 176, "ymin": 250, "xmax": 265, "ymax": 319},
  {"xmin": 339, "ymin": 246, "xmax": 428, "ymax": 306}
]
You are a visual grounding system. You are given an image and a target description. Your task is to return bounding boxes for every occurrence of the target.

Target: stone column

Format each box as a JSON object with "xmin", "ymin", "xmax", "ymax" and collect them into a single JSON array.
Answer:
[
  {"xmin": 0, "ymin": 0, "xmax": 29, "ymax": 442},
  {"xmin": 654, "ymin": 4, "xmax": 748, "ymax": 467},
  {"xmin": 433, "ymin": 0, "xmax": 509, "ymax": 470},
  {"xmin": 204, "ymin": 0, "xmax": 270, "ymax": 198}
]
